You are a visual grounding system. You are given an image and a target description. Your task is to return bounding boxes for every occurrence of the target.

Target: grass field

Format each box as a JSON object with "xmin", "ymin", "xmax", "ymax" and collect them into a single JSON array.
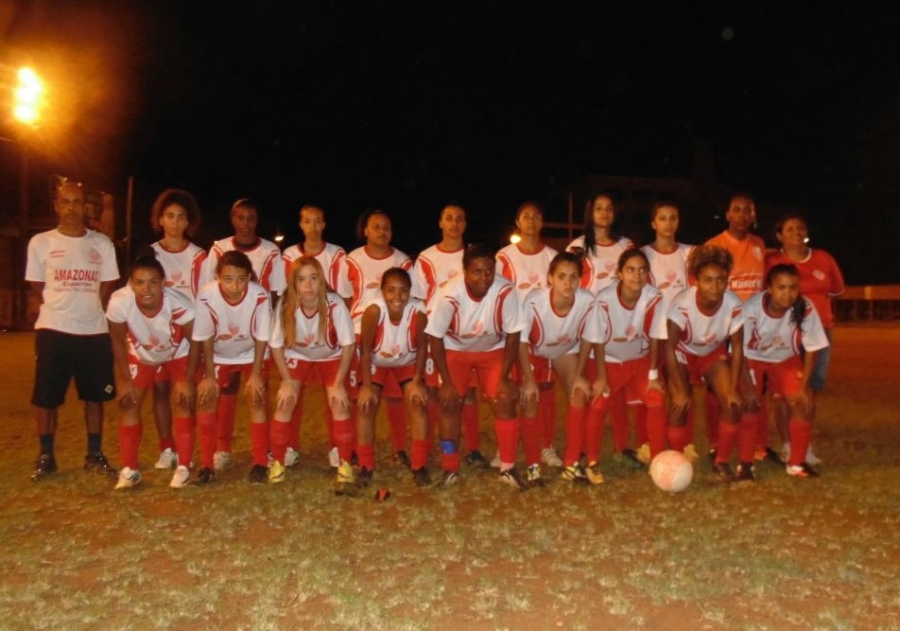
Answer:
[{"xmin": 1, "ymin": 326, "xmax": 899, "ymax": 630}]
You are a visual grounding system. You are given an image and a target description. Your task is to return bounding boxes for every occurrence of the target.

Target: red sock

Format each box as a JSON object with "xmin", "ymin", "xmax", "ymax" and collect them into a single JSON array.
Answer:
[
  {"xmin": 789, "ymin": 417, "xmax": 812, "ymax": 466},
  {"xmin": 704, "ymin": 391, "xmax": 720, "ymax": 450},
  {"xmin": 411, "ymin": 438, "xmax": 430, "ymax": 470},
  {"xmin": 386, "ymin": 398, "xmax": 407, "ymax": 452},
  {"xmin": 634, "ymin": 405, "xmax": 649, "ymax": 446},
  {"xmin": 563, "ymin": 405, "xmax": 587, "ymax": 466},
  {"xmin": 216, "ymin": 394, "xmax": 237, "ymax": 453},
  {"xmin": 159, "ymin": 436, "xmax": 176, "ymax": 452},
  {"xmin": 494, "ymin": 418, "xmax": 519, "ymax": 468},
  {"xmin": 289, "ymin": 398, "xmax": 303, "ymax": 451},
  {"xmin": 538, "ymin": 387, "xmax": 556, "ymax": 448},
  {"xmin": 667, "ymin": 425, "xmax": 689, "ymax": 452},
  {"xmin": 250, "ymin": 422, "xmax": 269, "ymax": 467},
  {"xmin": 173, "ymin": 416, "xmax": 194, "ymax": 467},
  {"xmin": 442, "ymin": 448, "xmax": 461, "ymax": 473},
  {"xmin": 357, "ymin": 443, "xmax": 375, "ymax": 470},
  {"xmin": 645, "ymin": 404, "xmax": 667, "ymax": 459},
  {"xmin": 520, "ymin": 413, "xmax": 541, "ymax": 467},
  {"xmin": 462, "ymin": 401, "xmax": 479, "ymax": 451},
  {"xmin": 755, "ymin": 398, "xmax": 769, "ymax": 450},
  {"xmin": 738, "ymin": 412, "xmax": 757, "ymax": 462},
  {"xmin": 716, "ymin": 421, "xmax": 739, "ymax": 464},
  {"xmin": 269, "ymin": 419, "xmax": 291, "ymax": 464},
  {"xmin": 611, "ymin": 392, "xmax": 629, "ymax": 453},
  {"xmin": 197, "ymin": 411, "xmax": 217, "ymax": 469},
  {"xmin": 585, "ymin": 396, "xmax": 609, "ymax": 464},
  {"xmin": 333, "ymin": 418, "xmax": 354, "ymax": 462},
  {"xmin": 119, "ymin": 424, "xmax": 142, "ymax": 470}
]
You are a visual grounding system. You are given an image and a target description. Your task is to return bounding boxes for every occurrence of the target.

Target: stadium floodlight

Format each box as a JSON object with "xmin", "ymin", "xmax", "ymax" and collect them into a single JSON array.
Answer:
[{"xmin": 13, "ymin": 67, "xmax": 43, "ymax": 125}]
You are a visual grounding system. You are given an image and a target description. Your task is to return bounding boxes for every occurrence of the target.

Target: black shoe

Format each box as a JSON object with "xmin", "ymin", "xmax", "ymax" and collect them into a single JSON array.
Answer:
[
  {"xmin": 84, "ymin": 451, "xmax": 116, "ymax": 476},
  {"xmin": 499, "ymin": 468, "xmax": 530, "ymax": 491},
  {"xmin": 247, "ymin": 464, "xmax": 268, "ymax": 484},
  {"xmin": 197, "ymin": 467, "xmax": 215, "ymax": 485},
  {"xmin": 413, "ymin": 467, "xmax": 434, "ymax": 487},
  {"xmin": 616, "ymin": 449, "xmax": 645, "ymax": 469},
  {"xmin": 712, "ymin": 462, "xmax": 735, "ymax": 482},
  {"xmin": 762, "ymin": 447, "xmax": 785, "ymax": 466},
  {"xmin": 31, "ymin": 454, "xmax": 58, "ymax": 482},
  {"xmin": 357, "ymin": 467, "xmax": 373, "ymax": 488},
  {"xmin": 465, "ymin": 450, "xmax": 489, "ymax": 469},
  {"xmin": 393, "ymin": 450, "xmax": 412, "ymax": 469},
  {"xmin": 736, "ymin": 461, "xmax": 755, "ymax": 482},
  {"xmin": 707, "ymin": 449, "xmax": 717, "ymax": 466}
]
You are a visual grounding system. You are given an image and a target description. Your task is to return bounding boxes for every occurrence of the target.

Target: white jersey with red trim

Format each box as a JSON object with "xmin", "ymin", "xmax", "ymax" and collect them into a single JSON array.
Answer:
[
  {"xmin": 742, "ymin": 292, "xmax": 829, "ymax": 363},
  {"xmin": 151, "ymin": 241, "xmax": 208, "ymax": 300},
  {"xmin": 566, "ymin": 235, "xmax": 634, "ymax": 295},
  {"xmin": 340, "ymin": 246, "xmax": 413, "ymax": 334},
  {"xmin": 521, "ymin": 287, "xmax": 600, "ymax": 359},
  {"xmin": 205, "ymin": 237, "xmax": 286, "ymax": 295},
  {"xmin": 107, "ymin": 286, "xmax": 194, "ymax": 365},
  {"xmin": 595, "ymin": 283, "xmax": 667, "ymax": 363},
  {"xmin": 425, "ymin": 275, "xmax": 523, "ymax": 353},
  {"xmin": 193, "ymin": 280, "xmax": 271, "ymax": 365},
  {"xmin": 368, "ymin": 297, "xmax": 425, "ymax": 368},
  {"xmin": 495, "ymin": 243, "xmax": 558, "ymax": 302},
  {"xmin": 282, "ymin": 242, "xmax": 349, "ymax": 298},
  {"xmin": 269, "ymin": 291, "xmax": 354, "ymax": 362},
  {"xmin": 667, "ymin": 286, "xmax": 744, "ymax": 358},
  {"xmin": 641, "ymin": 243, "xmax": 694, "ymax": 308},
  {"xmin": 411, "ymin": 244, "xmax": 464, "ymax": 308},
  {"xmin": 26, "ymin": 228, "xmax": 120, "ymax": 335}
]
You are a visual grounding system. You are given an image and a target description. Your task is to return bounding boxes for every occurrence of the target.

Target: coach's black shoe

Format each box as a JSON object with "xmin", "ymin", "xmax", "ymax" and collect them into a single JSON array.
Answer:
[
  {"xmin": 247, "ymin": 464, "xmax": 268, "ymax": 484},
  {"xmin": 197, "ymin": 467, "xmax": 215, "ymax": 485},
  {"xmin": 735, "ymin": 461, "xmax": 756, "ymax": 482},
  {"xmin": 712, "ymin": 462, "xmax": 736, "ymax": 482},
  {"xmin": 84, "ymin": 451, "xmax": 116, "ymax": 476},
  {"xmin": 393, "ymin": 450, "xmax": 412, "ymax": 469},
  {"xmin": 465, "ymin": 450, "xmax": 489, "ymax": 469},
  {"xmin": 31, "ymin": 454, "xmax": 58, "ymax": 482}
]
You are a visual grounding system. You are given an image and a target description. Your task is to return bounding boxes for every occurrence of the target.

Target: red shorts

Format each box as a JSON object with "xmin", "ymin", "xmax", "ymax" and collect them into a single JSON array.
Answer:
[
  {"xmin": 747, "ymin": 357, "xmax": 803, "ymax": 399},
  {"xmin": 444, "ymin": 348, "xmax": 506, "ymax": 398},
  {"xmin": 371, "ymin": 363, "xmax": 416, "ymax": 390},
  {"xmin": 587, "ymin": 355, "xmax": 664, "ymax": 406},
  {"xmin": 215, "ymin": 362, "xmax": 270, "ymax": 389},
  {"xmin": 512, "ymin": 353, "xmax": 555, "ymax": 384},
  {"xmin": 677, "ymin": 343, "xmax": 729, "ymax": 385},
  {"xmin": 285, "ymin": 356, "xmax": 343, "ymax": 387},
  {"xmin": 130, "ymin": 355, "xmax": 190, "ymax": 389}
]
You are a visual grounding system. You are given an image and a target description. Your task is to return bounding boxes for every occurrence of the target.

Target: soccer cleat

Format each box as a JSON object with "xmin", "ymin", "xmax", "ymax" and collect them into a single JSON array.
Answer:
[
  {"xmin": 490, "ymin": 452, "xmax": 501, "ymax": 469},
  {"xmin": 393, "ymin": 450, "xmax": 412, "ymax": 469},
  {"xmin": 213, "ymin": 451, "xmax": 233, "ymax": 471},
  {"xmin": 465, "ymin": 450, "xmax": 489, "ymax": 469},
  {"xmin": 683, "ymin": 444, "xmax": 700, "ymax": 462},
  {"xmin": 499, "ymin": 468, "xmax": 530, "ymax": 491},
  {"xmin": 85, "ymin": 451, "xmax": 117, "ymax": 476},
  {"xmin": 540, "ymin": 447, "xmax": 563, "ymax": 468},
  {"xmin": 560, "ymin": 464, "xmax": 590, "ymax": 485},
  {"xmin": 526, "ymin": 464, "xmax": 545, "ymax": 487},
  {"xmin": 615, "ymin": 448, "xmax": 645, "ymax": 469},
  {"xmin": 357, "ymin": 467, "xmax": 373, "ymax": 488},
  {"xmin": 31, "ymin": 454, "xmax": 58, "ymax": 482},
  {"xmin": 755, "ymin": 447, "xmax": 785, "ymax": 465},
  {"xmin": 115, "ymin": 467, "xmax": 142, "ymax": 490},
  {"xmin": 197, "ymin": 467, "xmax": 215, "ymax": 485},
  {"xmin": 440, "ymin": 470, "xmax": 459, "ymax": 487},
  {"xmin": 327, "ymin": 446, "xmax": 341, "ymax": 468},
  {"xmin": 413, "ymin": 467, "xmax": 434, "ymax": 487},
  {"xmin": 786, "ymin": 462, "xmax": 820, "ymax": 478},
  {"xmin": 735, "ymin": 461, "xmax": 755, "ymax": 482},
  {"xmin": 284, "ymin": 447, "xmax": 300, "ymax": 467},
  {"xmin": 170, "ymin": 465, "xmax": 191, "ymax": 489},
  {"xmin": 154, "ymin": 448, "xmax": 178, "ymax": 469},
  {"xmin": 636, "ymin": 443, "xmax": 652, "ymax": 465},
  {"xmin": 584, "ymin": 462, "xmax": 605, "ymax": 485},
  {"xmin": 268, "ymin": 460, "xmax": 286, "ymax": 484},
  {"xmin": 247, "ymin": 464, "xmax": 269, "ymax": 484},
  {"xmin": 336, "ymin": 461, "xmax": 356, "ymax": 485},
  {"xmin": 712, "ymin": 462, "xmax": 736, "ymax": 482}
]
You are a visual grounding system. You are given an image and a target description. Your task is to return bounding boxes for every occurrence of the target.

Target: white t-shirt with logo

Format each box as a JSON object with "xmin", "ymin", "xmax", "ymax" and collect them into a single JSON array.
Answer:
[
  {"xmin": 742, "ymin": 292, "xmax": 829, "ymax": 363},
  {"xmin": 106, "ymin": 286, "xmax": 194, "ymax": 365},
  {"xmin": 151, "ymin": 241, "xmax": 209, "ymax": 300},
  {"xmin": 205, "ymin": 237, "xmax": 286, "ymax": 295},
  {"xmin": 667, "ymin": 286, "xmax": 744, "ymax": 358},
  {"xmin": 193, "ymin": 280, "xmax": 271, "ymax": 365},
  {"xmin": 521, "ymin": 287, "xmax": 599, "ymax": 359},
  {"xmin": 281, "ymin": 242, "xmax": 349, "ymax": 298},
  {"xmin": 269, "ymin": 291, "xmax": 355, "ymax": 362},
  {"xmin": 595, "ymin": 283, "xmax": 667, "ymax": 363}
]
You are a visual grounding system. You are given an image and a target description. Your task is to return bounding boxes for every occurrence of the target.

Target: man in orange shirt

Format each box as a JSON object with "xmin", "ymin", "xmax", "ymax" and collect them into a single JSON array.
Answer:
[{"xmin": 706, "ymin": 193, "xmax": 766, "ymax": 301}]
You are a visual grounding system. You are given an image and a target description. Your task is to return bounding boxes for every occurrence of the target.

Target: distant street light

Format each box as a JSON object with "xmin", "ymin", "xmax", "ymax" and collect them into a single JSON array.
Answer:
[
  {"xmin": 13, "ymin": 67, "xmax": 43, "ymax": 125},
  {"xmin": 509, "ymin": 233, "xmax": 522, "ymax": 245}
]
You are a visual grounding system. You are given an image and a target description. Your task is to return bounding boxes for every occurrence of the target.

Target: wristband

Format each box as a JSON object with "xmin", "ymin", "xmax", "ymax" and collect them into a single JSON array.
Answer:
[{"xmin": 648, "ymin": 369, "xmax": 659, "ymax": 380}]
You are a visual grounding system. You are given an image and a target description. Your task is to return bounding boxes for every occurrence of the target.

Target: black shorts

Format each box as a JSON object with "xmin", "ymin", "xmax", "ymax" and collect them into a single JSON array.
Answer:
[{"xmin": 31, "ymin": 329, "xmax": 116, "ymax": 408}]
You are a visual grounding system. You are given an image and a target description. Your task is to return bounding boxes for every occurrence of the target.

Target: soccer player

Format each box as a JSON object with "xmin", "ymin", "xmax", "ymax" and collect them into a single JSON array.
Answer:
[
  {"xmin": 519, "ymin": 252, "xmax": 599, "ymax": 486},
  {"xmin": 357, "ymin": 268, "xmax": 431, "ymax": 486},
  {"xmin": 426, "ymin": 245, "xmax": 527, "ymax": 489},
  {"xmin": 193, "ymin": 251, "xmax": 272, "ymax": 484},
  {"xmin": 337, "ymin": 209, "xmax": 413, "ymax": 467},
  {"xmin": 148, "ymin": 188, "xmax": 208, "ymax": 470},
  {"xmin": 741, "ymin": 264, "xmax": 829, "ymax": 477},
  {"xmin": 27, "ymin": 180, "xmax": 120, "ymax": 481},
  {"xmin": 203, "ymin": 198, "xmax": 285, "ymax": 469},
  {"xmin": 107, "ymin": 253, "xmax": 198, "ymax": 489},
  {"xmin": 666, "ymin": 245, "xmax": 747, "ymax": 481},
  {"xmin": 497, "ymin": 201, "xmax": 563, "ymax": 469},
  {"xmin": 269, "ymin": 257, "xmax": 356, "ymax": 486},
  {"xmin": 586, "ymin": 250, "xmax": 668, "ymax": 482}
]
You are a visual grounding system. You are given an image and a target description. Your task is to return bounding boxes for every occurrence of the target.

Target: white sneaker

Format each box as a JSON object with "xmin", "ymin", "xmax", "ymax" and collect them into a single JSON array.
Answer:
[
  {"xmin": 284, "ymin": 447, "xmax": 300, "ymax": 467},
  {"xmin": 213, "ymin": 451, "xmax": 232, "ymax": 471},
  {"xmin": 327, "ymin": 446, "xmax": 341, "ymax": 468},
  {"xmin": 805, "ymin": 446, "xmax": 822, "ymax": 466},
  {"xmin": 490, "ymin": 452, "xmax": 501, "ymax": 469},
  {"xmin": 115, "ymin": 467, "xmax": 141, "ymax": 490},
  {"xmin": 540, "ymin": 447, "xmax": 563, "ymax": 468},
  {"xmin": 154, "ymin": 448, "xmax": 177, "ymax": 469},
  {"xmin": 169, "ymin": 465, "xmax": 190, "ymax": 489}
]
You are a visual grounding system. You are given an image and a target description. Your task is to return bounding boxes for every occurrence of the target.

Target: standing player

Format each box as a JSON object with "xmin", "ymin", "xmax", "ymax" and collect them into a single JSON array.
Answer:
[
  {"xmin": 193, "ymin": 251, "xmax": 272, "ymax": 484},
  {"xmin": 148, "ymin": 188, "xmax": 207, "ymax": 470},
  {"xmin": 337, "ymin": 209, "xmax": 413, "ymax": 467},
  {"xmin": 426, "ymin": 245, "xmax": 526, "ymax": 489},
  {"xmin": 666, "ymin": 245, "xmax": 747, "ymax": 481},
  {"xmin": 742, "ymin": 264, "xmax": 829, "ymax": 477},
  {"xmin": 106, "ymin": 253, "xmax": 198, "ymax": 489},
  {"xmin": 519, "ymin": 252, "xmax": 599, "ymax": 486},
  {"xmin": 27, "ymin": 180, "xmax": 120, "ymax": 480},
  {"xmin": 268, "ymin": 257, "xmax": 356, "ymax": 486},
  {"xmin": 203, "ymin": 198, "xmax": 285, "ymax": 470},
  {"xmin": 496, "ymin": 201, "xmax": 562, "ymax": 469},
  {"xmin": 357, "ymin": 268, "xmax": 431, "ymax": 486}
]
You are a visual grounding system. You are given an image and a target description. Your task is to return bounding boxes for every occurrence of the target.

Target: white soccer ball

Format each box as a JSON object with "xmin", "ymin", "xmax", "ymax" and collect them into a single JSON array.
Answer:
[{"xmin": 649, "ymin": 450, "xmax": 693, "ymax": 492}]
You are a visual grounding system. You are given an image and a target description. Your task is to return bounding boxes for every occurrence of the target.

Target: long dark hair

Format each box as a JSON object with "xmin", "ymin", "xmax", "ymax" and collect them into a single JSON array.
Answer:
[
  {"xmin": 581, "ymin": 192, "xmax": 618, "ymax": 257},
  {"xmin": 766, "ymin": 263, "xmax": 805, "ymax": 327}
]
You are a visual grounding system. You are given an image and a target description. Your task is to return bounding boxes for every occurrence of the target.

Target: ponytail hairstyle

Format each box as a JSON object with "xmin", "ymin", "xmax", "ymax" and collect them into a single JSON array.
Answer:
[
  {"xmin": 581, "ymin": 192, "xmax": 617, "ymax": 257},
  {"xmin": 281, "ymin": 256, "xmax": 329, "ymax": 347},
  {"xmin": 765, "ymin": 263, "xmax": 805, "ymax": 328},
  {"xmin": 128, "ymin": 246, "xmax": 166, "ymax": 281}
]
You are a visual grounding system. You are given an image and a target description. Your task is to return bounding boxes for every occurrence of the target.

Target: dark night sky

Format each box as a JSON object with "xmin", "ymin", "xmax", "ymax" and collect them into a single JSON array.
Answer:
[{"xmin": 2, "ymin": 2, "xmax": 900, "ymax": 283}]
